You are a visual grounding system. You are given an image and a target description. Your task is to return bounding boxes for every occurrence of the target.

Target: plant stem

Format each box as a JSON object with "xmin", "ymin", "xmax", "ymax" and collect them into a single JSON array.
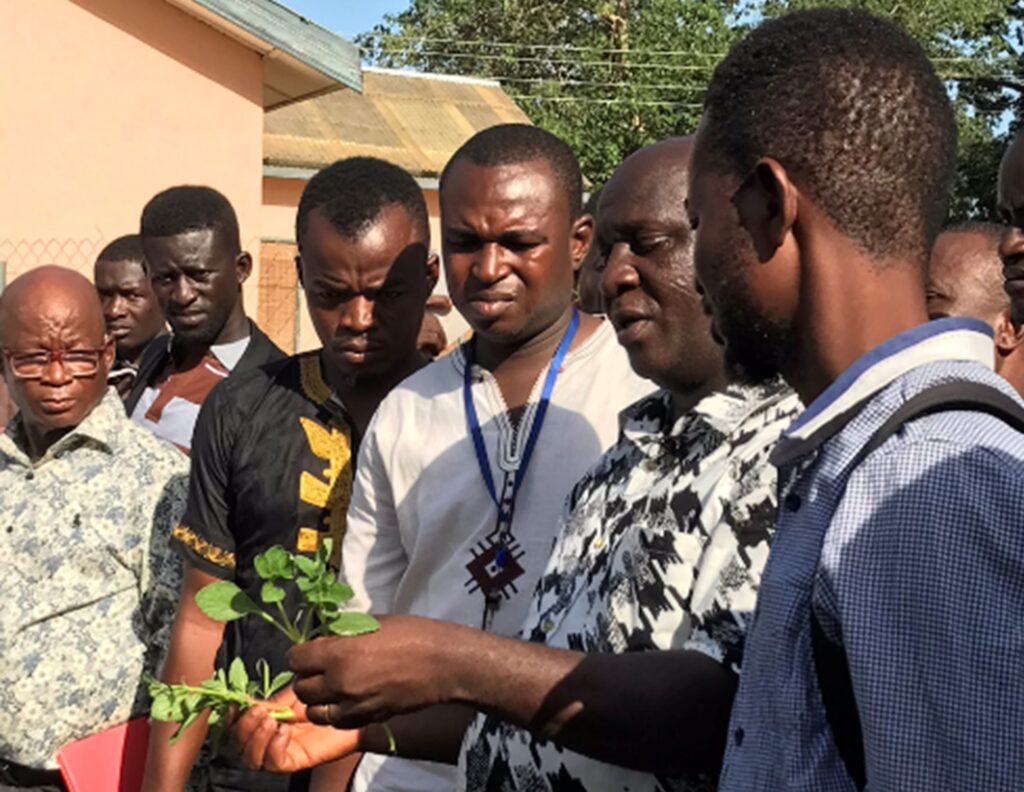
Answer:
[{"xmin": 274, "ymin": 600, "xmax": 303, "ymax": 643}]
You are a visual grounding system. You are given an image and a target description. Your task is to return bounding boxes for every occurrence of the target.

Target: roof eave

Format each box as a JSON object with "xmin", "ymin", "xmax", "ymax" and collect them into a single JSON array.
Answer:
[{"xmin": 165, "ymin": 0, "xmax": 362, "ymax": 108}]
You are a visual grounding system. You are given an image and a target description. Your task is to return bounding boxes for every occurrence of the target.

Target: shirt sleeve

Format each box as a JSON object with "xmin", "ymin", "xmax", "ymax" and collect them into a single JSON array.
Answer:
[
  {"xmin": 170, "ymin": 381, "xmax": 241, "ymax": 579},
  {"xmin": 822, "ymin": 440, "xmax": 1024, "ymax": 790},
  {"xmin": 341, "ymin": 407, "xmax": 407, "ymax": 613},
  {"xmin": 137, "ymin": 468, "xmax": 190, "ymax": 668}
]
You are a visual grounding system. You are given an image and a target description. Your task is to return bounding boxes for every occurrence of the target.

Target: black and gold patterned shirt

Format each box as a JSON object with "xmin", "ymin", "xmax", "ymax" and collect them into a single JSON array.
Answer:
[
  {"xmin": 0, "ymin": 388, "xmax": 188, "ymax": 769},
  {"xmin": 459, "ymin": 382, "xmax": 802, "ymax": 792},
  {"xmin": 172, "ymin": 351, "xmax": 355, "ymax": 790}
]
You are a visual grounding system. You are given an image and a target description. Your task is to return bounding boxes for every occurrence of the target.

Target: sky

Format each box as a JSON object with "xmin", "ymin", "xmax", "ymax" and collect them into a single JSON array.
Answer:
[{"xmin": 284, "ymin": 1, "xmax": 411, "ymax": 39}]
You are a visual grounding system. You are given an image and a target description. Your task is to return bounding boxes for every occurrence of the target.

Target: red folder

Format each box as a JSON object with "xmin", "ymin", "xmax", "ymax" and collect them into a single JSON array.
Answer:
[{"xmin": 56, "ymin": 718, "xmax": 150, "ymax": 792}]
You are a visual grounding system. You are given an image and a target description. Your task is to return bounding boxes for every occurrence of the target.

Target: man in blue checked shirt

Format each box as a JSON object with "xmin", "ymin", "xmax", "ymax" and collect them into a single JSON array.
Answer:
[{"xmin": 688, "ymin": 8, "xmax": 1024, "ymax": 792}]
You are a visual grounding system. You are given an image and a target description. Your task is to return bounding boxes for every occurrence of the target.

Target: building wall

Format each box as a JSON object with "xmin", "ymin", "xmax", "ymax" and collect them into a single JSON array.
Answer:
[
  {"xmin": 260, "ymin": 176, "xmax": 469, "ymax": 353},
  {"xmin": 0, "ymin": 0, "xmax": 265, "ymax": 311}
]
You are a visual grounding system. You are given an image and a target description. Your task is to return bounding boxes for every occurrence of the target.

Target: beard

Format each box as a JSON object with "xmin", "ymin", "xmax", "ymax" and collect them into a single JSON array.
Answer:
[{"xmin": 708, "ymin": 248, "xmax": 792, "ymax": 387}]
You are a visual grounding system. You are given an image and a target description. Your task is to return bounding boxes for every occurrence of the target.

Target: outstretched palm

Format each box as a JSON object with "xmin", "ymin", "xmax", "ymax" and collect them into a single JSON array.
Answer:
[{"xmin": 235, "ymin": 688, "xmax": 360, "ymax": 773}]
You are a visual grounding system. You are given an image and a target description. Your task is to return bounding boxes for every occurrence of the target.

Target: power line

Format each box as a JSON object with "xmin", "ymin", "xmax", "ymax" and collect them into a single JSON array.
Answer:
[
  {"xmin": 363, "ymin": 33, "xmax": 990, "ymax": 62},
  {"xmin": 371, "ymin": 48, "xmax": 719, "ymax": 70},
  {"xmin": 509, "ymin": 95, "xmax": 704, "ymax": 107}
]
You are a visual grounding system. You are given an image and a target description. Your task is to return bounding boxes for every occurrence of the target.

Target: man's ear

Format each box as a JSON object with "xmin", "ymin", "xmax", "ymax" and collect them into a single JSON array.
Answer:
[
  {"xmin": 102, "ymin": 336, "xmax": 116, "ymax": 370},
  {"xmin": 425, "ymin": 252, "xmax": 440, "ymax": 294},
  {"xmin": 732, "ymin": 157, "xmax": 799, "ymax": 263},
  {"xmin": 235, "ymin": 252, "xmax": 253, "ymax": 285},
  {"xmin": 994, "ymin": 309, "xmax": 1024, "ymax": 354},
  {"xmin": 570, "ymin": 213, "xmax": 595, "ymax": 272}
]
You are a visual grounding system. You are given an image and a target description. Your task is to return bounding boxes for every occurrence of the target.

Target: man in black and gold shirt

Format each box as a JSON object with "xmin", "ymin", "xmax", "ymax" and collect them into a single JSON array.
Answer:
[{"xmin": 142, "ymin": 158, "xmax": 438, "ymax": 792}]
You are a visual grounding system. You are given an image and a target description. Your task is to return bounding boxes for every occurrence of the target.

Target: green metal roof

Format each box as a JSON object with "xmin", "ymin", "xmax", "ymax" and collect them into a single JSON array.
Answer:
[{"xmin": 184, "ymin": 0, "xmax": 361, "ymax": 94}]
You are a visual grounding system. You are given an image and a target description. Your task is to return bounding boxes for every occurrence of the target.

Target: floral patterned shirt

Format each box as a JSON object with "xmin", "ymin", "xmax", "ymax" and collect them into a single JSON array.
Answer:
[
  {"xmin": 0, "ymin": 388, "xmax": 188, "ymax": 768},
  {"xmin": 459, "ymin": 382, "xmax": 803, "ymax": 792}
]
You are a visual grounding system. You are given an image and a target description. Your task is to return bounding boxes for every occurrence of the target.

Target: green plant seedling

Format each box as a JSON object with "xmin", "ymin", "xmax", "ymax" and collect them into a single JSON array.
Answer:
[{"xmin": 150, "ymin": 540, "xmax": 381, "ymax": 750}]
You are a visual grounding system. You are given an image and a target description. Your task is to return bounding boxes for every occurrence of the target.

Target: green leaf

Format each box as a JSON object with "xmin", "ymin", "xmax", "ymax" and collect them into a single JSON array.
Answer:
[
  {"xmin": 196, "ymin": 581, "xmax": 263, "ymax": 622},
  {"xmin": 317, "ymin": 538, "xmax": 334, "ymax": 567},
  {"xmin": 326, "ymin": 580, "xmax": 354, "ymax": 604},
  {"xmin": 228, "ymin": 657, "xmax": 249, "ymax": 693},
  {"xmin": 261, "ymin": 581, "xmax": 286, "ymax": 604},
  {"xmin": 254, "ymin": 545, "xmax": 296, "ymax": 581},
  {"xmin": 150, "ymin": 692, "xmax": 177, "ymax": 722},
  {"xmin": 324, "ymin": 612, "xmax": 381, "ymax": 637},
  {"xmin": 294, "ymin": 555, "xmax": 318, "ymax": 578},
  {"xmin": 267, "ymin": 671, "xmax": 294, "ymax": 698}
]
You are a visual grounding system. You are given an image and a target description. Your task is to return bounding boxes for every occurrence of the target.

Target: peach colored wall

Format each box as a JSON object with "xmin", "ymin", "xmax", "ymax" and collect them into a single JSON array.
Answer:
[
  {"xmin": 261, "ymin": 177, "xmax": 469, "ymax": 352},
  {"xmin": 0, "ymin": 0, "xmax": 264, "ymax": 310}
]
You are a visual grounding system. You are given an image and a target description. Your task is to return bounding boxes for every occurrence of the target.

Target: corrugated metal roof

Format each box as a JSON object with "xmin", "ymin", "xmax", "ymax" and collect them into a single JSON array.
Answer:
[
  {"xmin": 166, "ymin": 0, "xmax": 362, "ymax": 106},
  {"xmin": 263, "ymin": 67, "xmax": 532, "ymax": 177}
]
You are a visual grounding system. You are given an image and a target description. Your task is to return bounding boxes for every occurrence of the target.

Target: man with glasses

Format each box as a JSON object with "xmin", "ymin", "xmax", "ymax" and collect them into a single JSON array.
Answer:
[{"xmin": 0, "ymin": 266, "xmax": 188, "ymax": 790}]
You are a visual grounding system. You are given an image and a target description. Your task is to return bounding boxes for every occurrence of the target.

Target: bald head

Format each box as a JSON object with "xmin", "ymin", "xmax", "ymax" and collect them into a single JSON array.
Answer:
[
  {"xmin": 605, "ymin": 137, "xmax": 695, "ymax": 209},
  {"xmin": 927, "ymin": 225, "xmax": 1007, "ymax": 327},
  {"xmin": 1, "ymin": 266, "xmax": 114, "ymax": 450},
  {"xmin": 0, "ymin": 266, "xmax": 106, "ymax": 347}
]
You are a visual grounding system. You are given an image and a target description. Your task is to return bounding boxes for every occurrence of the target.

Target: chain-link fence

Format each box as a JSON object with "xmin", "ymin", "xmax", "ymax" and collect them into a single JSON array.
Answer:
[
  {"xmin": 258, "ymin": 241, "xmax": 301, "ymax": 354},
  {"xmin": 0, "ymin": 233, "xmax": 107, "ymax": 283}
]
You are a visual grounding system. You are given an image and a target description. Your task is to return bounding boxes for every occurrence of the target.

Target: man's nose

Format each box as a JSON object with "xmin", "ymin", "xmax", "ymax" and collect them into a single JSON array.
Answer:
[
  {"xmin": 472, "ymin": 243, "xmax": 509, "ymax": 284},
  {"xmin": 340, "ymin": 296, "xmax": 374, "ymax": 334},
  {"xmin": 40, "ymin": 356, "xmax": 73, "ymax": 386},
  {"xmin": 107, "ymin": 295, "xmax": 129, "ymax": 318},
  {"xmin": 1000, "ymin": 226, "xmax": 1024, "ymax": 265},
  {"xmin": 171, "ymin": 277, "xmax": 197, "ymax": 305},
  {"xmin": 600, "ymin": 245, "xmax": 638, "ymax": 302}
]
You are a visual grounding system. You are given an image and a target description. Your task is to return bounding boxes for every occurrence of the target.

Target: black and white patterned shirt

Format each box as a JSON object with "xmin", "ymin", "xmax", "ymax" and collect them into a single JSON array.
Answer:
[{"xmin": 458, "ymin": 381, "xmax": 802, "ymax": 792}]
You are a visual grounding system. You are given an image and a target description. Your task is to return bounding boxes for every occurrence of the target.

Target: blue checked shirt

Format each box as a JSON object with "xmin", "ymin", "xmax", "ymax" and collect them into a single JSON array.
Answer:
[{"xmin": 719, "ymin": 318, "xmax": 1024, "ymax": 792}]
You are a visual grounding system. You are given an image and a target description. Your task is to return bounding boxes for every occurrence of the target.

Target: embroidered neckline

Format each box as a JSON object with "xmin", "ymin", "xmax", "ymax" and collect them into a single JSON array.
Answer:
[{"xmin": 299, "ymin": 352, "xmax": 332, "ymax": 406}]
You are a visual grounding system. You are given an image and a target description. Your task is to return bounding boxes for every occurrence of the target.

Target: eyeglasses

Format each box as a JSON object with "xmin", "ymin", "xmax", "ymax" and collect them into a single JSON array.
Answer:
[{"xmin": 1, "ymin": 348, "xmax": 106, "ymax": 380}]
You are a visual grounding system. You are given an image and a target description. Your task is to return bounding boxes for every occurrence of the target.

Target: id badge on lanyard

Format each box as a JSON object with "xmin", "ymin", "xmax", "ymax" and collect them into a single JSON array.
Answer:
[{"xmin": 462, "ymin": 309, "xmax": 580, "ymax": 630}]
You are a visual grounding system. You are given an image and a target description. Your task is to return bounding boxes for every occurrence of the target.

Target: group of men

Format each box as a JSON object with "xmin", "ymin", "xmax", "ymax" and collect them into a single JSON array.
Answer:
[{"xmin": 2, "ymin": 7, "xmax": 1024, "ymax": 792}]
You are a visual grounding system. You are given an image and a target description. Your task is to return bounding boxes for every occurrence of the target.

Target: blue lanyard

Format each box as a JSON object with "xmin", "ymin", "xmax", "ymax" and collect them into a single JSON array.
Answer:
[{"xmin": 463, "ymin": 308, "xmax": 580, "ymax": 522}]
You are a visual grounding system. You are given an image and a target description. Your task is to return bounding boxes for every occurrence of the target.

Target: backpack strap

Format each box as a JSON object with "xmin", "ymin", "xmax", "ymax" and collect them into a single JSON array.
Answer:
[{"xmin": 813, "ymin": 380, "xmax": 1024, "ymax": 791}]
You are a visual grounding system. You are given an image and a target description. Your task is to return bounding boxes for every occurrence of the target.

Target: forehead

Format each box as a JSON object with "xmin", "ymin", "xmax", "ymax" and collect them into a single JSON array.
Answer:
[
  {"xmin": 600, "ymin": 154, "xmax": 690, "ymax": 226},
  {"xmin": 930, "ymin": 231, "xmax": 999, "ymax": 282},
  {"xmin": 441, "ymin": 159, "xmax": 566, "ymax": 225},
  {"xmin": 3, "ymin": 294, "xmax": 101, "ymax": 344},
  {"xmin": 95, "ymin": 258, "xmax": 147, "ymax": 285},
  {"xmin": 143, "ymin": 228, "xmax": 223, "ymax": 270},
  {"xmin": 303, "ymin": 205, "xmax": 422, "ymax": 283}
]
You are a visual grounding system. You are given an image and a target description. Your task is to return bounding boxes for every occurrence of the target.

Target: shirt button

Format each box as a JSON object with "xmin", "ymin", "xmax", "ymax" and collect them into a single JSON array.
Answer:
[
  {"xmin": 542, "ymin": 619, "xmax": 555, "ymax": 633},
  {"xmin": 784, "ymin": 492, "xmax": 802, "ymax": 512},
  {"xmin": 24, "ymin": 471, "xmax": 34, "ymax": 481},
  {"xmin": 644, "ymin": 459, "xmax": 659, "ymax": 472},
  {"xmin": 593, "ymin": 537, "xmax": 606, "ymax": 550},
  {"xmin": 733, "ymin": 727, "xmax": 745, "ymax": 747}
]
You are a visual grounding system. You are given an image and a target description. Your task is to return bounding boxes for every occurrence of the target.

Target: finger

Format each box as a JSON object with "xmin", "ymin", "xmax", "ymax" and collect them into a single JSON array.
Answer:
[
  {"xmin": 240, "ymin": 713, "xmax": 279, "ymax": 771},
  {"xmin": 265, "ymin": 723, "xmax": 295, "ymax": 772},
  {"xmin": 287, "ymin": 640, "xmax": 330, "ymax": 676},
  {"xmin": 232, "ymin": 707, "xmax": 267, "ymax": 751},
  {"xmin": 292, "ymin": 673, "xmax": 337, "ymax": 707},
  {"xmin": 305, "ymin": 702, "xmax": 338, "ymax": 727}
]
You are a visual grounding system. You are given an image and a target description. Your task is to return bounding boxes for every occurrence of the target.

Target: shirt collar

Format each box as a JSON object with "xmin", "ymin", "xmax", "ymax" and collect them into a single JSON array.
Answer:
[
  {"xmin": 620, "ymin": 379, "xmax": 790, "ymax": 448},
  {"xmin": 774, "ymin": 317, "xmax": 994, "ymax": 462},
  {"xmin": 1, "ymin": 387, "xmax": 122, "ymax": 465}
]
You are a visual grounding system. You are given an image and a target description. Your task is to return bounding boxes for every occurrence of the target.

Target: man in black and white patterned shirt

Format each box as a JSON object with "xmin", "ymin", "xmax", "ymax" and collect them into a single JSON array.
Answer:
[{"xmin": 234, "ymin": 137, "xmax": 802, "ymax": 792}]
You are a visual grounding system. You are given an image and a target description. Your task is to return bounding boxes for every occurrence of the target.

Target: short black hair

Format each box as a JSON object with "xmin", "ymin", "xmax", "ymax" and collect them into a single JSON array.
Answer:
[
  {"xmin": 582, "ymin": 186, "xmax": 603, "ymax": 218},
  {"xmin": 943, "ymin": 221, "xmax": 1004, "ymax": 247},
  {"xmin": 296, "ymin": 157, "xmax": 428, "ymax": 248},
  {"xmin": 441, "ymin": 124, "xmax": 583, "ymax": 217},
  {"xmin": 699, "ymin": 8, "xmax": 957, "ymax": 263},
  {"xmin": 95, "ymin": 234, "xmax": 146, "ymax": 270},
  {"xmin": 140, "ymin": 185, "xmax": 240, "ymax": 246}
]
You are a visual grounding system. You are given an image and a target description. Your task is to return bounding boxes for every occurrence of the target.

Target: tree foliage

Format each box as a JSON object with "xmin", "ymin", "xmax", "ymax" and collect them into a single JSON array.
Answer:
[{"xmin": 360, "ymin": 0, "xmax": 1023, "ymax": 219}]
